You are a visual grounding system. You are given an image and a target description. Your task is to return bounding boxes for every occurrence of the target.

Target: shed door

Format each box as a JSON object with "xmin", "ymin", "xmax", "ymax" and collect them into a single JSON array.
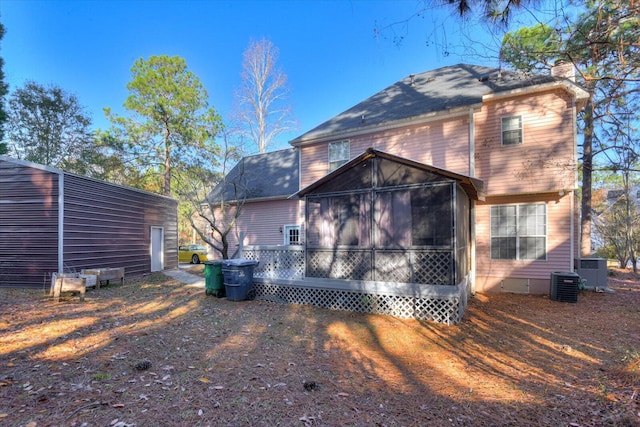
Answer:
[{"xmin": 150, "ymin": 226, "xmax": 164, "ymax": 272}]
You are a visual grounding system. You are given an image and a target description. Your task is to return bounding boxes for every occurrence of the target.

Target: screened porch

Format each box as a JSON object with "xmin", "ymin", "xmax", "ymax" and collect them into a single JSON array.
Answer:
[
  {"xmin": 302, "ymin": 149, "xmax": 476, "ymax": 287},
  {"xmin": 243, "ymin": 149, "xmax": 484, "ymax": 324}
]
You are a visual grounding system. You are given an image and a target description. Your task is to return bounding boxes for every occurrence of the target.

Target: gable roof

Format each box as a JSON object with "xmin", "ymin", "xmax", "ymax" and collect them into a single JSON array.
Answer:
[
  {"xmin": 290, "ymin": 63, "xmax": 588, "ymax": 145},
  {"xmin": 294, "ymin": 147, "xmax": 485, "ymax": 201},
  {"xmin": 208, "ymin": 147, "xmax": 299, "ymax": 202}
]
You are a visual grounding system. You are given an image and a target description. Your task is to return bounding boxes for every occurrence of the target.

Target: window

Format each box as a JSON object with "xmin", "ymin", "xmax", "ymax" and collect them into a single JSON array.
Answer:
[
  {"xmin": 501, "ymin": 115, "xmax": 522, "ymax": 146},
  {"xmin": 283, "ymin": 225, "xmax": 301, "ymax": 245},
  {"xmin": 328, "ymin": 140, "xmax": 350, "ymax": 172},
  {"xmin": 491, "ymin": 204, "xmax": 546, "ymax": 260}
]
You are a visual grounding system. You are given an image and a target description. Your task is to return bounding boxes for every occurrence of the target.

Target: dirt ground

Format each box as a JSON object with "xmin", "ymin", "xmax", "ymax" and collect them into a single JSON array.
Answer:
[{"xmin": 0, "ymin": 267, "xmax": 638, "ymax": 427}]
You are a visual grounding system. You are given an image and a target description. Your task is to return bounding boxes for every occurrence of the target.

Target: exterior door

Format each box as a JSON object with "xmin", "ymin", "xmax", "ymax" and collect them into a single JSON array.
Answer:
[
  {"xmin": 150, "ymin": 226, "xmax": 164, "ymax": 272},
  {"xmin": 283, "ymin": 225, "xmax": 301, "ymax": 245}
]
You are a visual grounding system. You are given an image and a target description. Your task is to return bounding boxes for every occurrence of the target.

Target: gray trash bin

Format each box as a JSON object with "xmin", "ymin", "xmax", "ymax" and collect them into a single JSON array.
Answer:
[{"xmin": 222, "ymin": 259, "xmax": 259, "ymax": 301}]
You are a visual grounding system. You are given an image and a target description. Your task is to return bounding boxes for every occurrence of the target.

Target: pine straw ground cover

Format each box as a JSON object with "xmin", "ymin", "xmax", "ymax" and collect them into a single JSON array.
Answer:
[{"xmin": 0, "ymin": 267, "xmax": 639, "ymax": 427}]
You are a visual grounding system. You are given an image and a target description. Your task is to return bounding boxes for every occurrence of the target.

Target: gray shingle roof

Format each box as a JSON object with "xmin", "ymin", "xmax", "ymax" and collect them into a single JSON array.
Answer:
[
  {"xmin": 290, "ymin": 63, "xmax": 564, "ymax": 145},
  {"xmin": 208, "ymin": 148, "xmax": 299, "ymax": 202}
]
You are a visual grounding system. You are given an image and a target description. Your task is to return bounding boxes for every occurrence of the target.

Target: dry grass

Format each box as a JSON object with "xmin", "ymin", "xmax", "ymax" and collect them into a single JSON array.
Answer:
[{"xmin": 0, "ymin": 267, "xmax": 639, "ymax": 426}]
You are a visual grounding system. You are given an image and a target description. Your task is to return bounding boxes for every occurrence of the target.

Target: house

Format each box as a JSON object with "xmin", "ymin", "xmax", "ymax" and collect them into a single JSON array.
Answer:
[
  {"xmin": 207, "ymin": 147, "xmax": 302, "ymax": 256},
  {"xmin": 212, "ymin": 63, "xmax": 589, "ymax": 323},
  {"xmin": 0, "ymin": 156, "xmax": 179, "ymax": 289}
]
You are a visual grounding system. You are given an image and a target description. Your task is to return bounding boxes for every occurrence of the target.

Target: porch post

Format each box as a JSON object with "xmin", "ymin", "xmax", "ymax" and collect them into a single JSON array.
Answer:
[{"xmin": 470, "ymin": 200, "xmax": 476, "ymax": 294}]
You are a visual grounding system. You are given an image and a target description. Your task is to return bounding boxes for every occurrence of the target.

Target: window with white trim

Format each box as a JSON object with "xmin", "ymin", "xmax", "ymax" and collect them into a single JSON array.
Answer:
[
  {"xmin": 491, "ymin": 204, "xmax": 546, "ymax": 260},
  {"xmin": 283, "ymin": 225, "xmax": 301, "ymax": 245},
  {"xmin": 328, "ymin": 140, "xmax": 350, "ymax": 172},
  {"xmin": 501, "ymin": 115, "xmax": 523, "ymax": 146}
]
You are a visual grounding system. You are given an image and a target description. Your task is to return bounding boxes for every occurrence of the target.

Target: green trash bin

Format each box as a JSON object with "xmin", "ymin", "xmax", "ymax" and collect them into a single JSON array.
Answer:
[{"xmin": 203, "ymin": 261, "xmax": 225, "ymax": 297}]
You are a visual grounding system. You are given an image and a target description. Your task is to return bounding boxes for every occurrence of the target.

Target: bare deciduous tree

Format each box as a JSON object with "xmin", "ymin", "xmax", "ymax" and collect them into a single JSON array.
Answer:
[
  {"xmin": 235, "ymin": 38, "xmax": 295, "ymax": 153},
  {"xmin": 177, "ymin": 128, "xmax": 248, "ymax": 259}
]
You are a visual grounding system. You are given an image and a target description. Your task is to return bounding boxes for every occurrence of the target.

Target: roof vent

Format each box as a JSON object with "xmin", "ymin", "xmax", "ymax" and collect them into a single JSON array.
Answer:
[{"xmin": 479, "ymin": 70, "xmax": 502, "ymax": 82}]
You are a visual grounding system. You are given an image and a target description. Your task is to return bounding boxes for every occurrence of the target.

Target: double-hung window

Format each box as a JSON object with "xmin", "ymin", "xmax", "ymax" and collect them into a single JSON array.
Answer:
[
  {"xmin": 491, "ymin": 204, "xmax": 546, "ymax": 260},
  {"xmin": 328, "ymin": 140, "xmax": 350, "ymax": 172},
  {"xmin": 501, "ymin": 115, "xmax": 523, "ymax": 146}
]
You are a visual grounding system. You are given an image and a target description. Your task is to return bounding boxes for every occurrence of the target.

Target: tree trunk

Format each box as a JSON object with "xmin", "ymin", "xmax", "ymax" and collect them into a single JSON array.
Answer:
[
  {"xmin": 164, "ymin": 141, "xmax": 171, "ymax": 197},
  {"xmin": 580, "ymin": 94, "xmax": 595, "ymax": 257},
  {"xmin": 221, "ymin": 234, "xmax": 229, "ymax": 260},
  {"xmin": 625, "ymin": 177, "xmax": 637, "ymax": 273}
]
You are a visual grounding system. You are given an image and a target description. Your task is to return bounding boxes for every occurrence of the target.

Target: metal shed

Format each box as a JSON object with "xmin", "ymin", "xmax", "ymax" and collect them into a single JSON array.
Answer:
[{"xmin": 0, "ymin": 156, "xmax": 179, "ymax": 289}]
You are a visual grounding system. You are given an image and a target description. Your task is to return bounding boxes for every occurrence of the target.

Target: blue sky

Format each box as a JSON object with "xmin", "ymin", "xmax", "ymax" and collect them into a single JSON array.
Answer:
[{"xmin": 1, "ymin": 0, "xmax": 511, "ymax": 152}]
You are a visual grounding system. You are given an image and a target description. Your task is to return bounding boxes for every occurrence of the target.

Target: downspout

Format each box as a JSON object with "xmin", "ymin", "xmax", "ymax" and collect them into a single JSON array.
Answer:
[
  {"xmin": 469, "ymin": 108, "xmax": 475, "ymax": 177},
  {"xmin": 298, "ymin": 147, "xmax": 307, "ymax": 276},
  {"xmin": 468, "ymin": 107, "xmax": 476, "ymax": 294},
  {"xmin": 58, "ymin": 172, "xmax": 64, "ymax": 273},
  {"xmin": 298, "ymin": 147, "xmax": 304, "ymax": 241},
  {"xmin": 570, "ymin": 99, "xmax": 577, "ymax": 271}
]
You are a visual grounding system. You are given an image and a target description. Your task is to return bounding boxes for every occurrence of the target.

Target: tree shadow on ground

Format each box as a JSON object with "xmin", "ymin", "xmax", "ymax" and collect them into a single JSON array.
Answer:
[{"xmin": 0, "ymin": 271, "xmax": 638, "ymax": 426}]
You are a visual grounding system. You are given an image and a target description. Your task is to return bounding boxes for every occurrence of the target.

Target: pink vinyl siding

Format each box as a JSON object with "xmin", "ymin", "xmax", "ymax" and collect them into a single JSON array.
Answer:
[
  {"xmin": 474, "ymin": 90, "xmax": 576, "ymax": 196},
  {"xmin": 212, "ymin": 199, "xmax": 304, "ymax": 259},
  {"xmin": 474, "ymin": 192, "xmax": 574, "ymax": 293},
  {"xmin": 270, "ymin": 87, "xmax": 578, "ymax": 294},
  {"xmin": 300, "ymin": 117, "xmax": 470, "ymax": 188}
]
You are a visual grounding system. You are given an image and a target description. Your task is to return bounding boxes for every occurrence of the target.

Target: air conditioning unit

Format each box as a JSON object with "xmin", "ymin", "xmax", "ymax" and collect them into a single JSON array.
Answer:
[
  {"xmin": 550, "ymin": 271, "xmax": 579, "ymax": 303},
  {"xmin": 574, "ymin": 258, "xmax": 608, "ymax": 287}
]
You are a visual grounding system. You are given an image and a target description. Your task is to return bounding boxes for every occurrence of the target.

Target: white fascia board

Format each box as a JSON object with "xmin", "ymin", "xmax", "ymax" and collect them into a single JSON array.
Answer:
[
  {"xmin": 290, "ymin": 104, "xmax": 482, "ymax": 147},
  {"xmin": 0, "ymin": 155, "xmax": 63, "ymax": 175},
  {"xmin": 482, "ymin": 80, "xmax": 590, "ymax": 104}
]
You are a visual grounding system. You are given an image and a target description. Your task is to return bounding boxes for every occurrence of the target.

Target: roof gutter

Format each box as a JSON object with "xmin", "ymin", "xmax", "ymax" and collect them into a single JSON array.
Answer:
[
  {"xmin": 210, "ymin": 194, "xmax": 296, "ymax": 205},
  {"xmin": 290, "ymin": 104, "xmax": 482, "ymax": 147},
  {"xmin": 482, "ymin": 80, "xmax": 590, "ymax": 107}
]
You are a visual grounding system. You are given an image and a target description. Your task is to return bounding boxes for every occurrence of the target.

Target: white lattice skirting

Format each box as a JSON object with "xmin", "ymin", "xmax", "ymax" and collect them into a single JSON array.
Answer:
[
  {"xmin": 249, "ymin": 278, "xmax": 470, "ymax": 325},
  {"xmin": 241, "ymin": 246, "xmax": 471, "ymax": 325}
]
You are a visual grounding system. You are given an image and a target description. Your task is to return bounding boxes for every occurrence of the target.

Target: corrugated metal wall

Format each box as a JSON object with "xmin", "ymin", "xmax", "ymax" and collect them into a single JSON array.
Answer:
[
  {"xmin": 0, "ymin": 157, "xmax": 179, "ymax": 289},
  {"xmin": 0, "ymin": 160, "xmax": 60, "ymax": 288},
  {"xmin": 63, "ymin": 174, "xmax": 178, "ymax": 277}
]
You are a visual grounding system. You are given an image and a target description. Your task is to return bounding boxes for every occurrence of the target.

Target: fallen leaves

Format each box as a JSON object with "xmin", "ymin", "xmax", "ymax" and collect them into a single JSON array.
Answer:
[{"xmin": 0, "ymin": 268, "xmax": 638, "ymax": 426}]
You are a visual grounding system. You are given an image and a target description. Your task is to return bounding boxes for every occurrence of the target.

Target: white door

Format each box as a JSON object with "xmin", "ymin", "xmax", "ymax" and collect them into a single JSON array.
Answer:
[
  {"xmin": 283, "ymin": 225, "xmax": 301, "ymax": 245},
  {"xmin": 150, "ymin": 226, "xmax": 164, "ymax": 272}
]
